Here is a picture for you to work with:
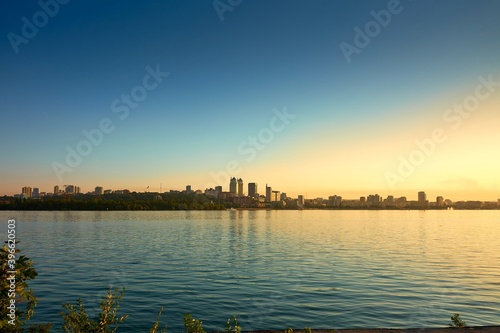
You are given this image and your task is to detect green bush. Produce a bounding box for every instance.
[450,313,467,328]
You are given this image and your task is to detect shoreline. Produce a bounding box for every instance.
[239,327,500,333]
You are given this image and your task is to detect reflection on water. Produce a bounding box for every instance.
[1,210,499,332]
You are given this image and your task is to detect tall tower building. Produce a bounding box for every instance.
[248,183,257,198]
[22,187,32,198]
[418,191,428,208]
[215,186,222,198]
[298,195,304,207]
[266,184,272,203]
[436,196,444,207]
[95,186,103,195]
[33,188,39,198]
[54,185,59,195]
[229,177,237,194]
[237,178,243,196]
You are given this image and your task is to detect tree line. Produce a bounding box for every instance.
[0,192,228,211]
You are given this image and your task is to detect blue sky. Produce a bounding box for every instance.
[1,0,500,200]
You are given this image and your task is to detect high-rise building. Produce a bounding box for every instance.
[298,195,304,207]
[418,191,428,208]
[66,185,75,194]
[248,183,257,198]
[33,188,39,198]
[367,194,381,204]
[215,186,222,198]
[436,196,444,207]
[186,185,192,194]
[95,186,103,195]
[229,177,237,194]
[266,184,272,203]
[54,185,59,195]
[237,178,243,196]
[22,186,32,198]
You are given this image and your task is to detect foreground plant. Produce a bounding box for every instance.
[449,313,467,328]
[0,243,48,332]
[61,288,128,333]
[225,315,241,333]
[148,307,167,333]
[184,314,205,333]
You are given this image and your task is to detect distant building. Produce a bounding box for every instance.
[186,185,192,194]
[231,196,252,207]
[205,188,217,197]
[328,195,342,207]
[280,192,287,201]
[237,178,243,196]
[215,186,222,198]
[32,188,39,198]
[229,177,237,194]
[266,185,272,202]
[54,185,59,195]
[22,187,32,198]
[95,186,103,195]
[386,195,394,204]
[498,199,500,207]
[104,189,112,194]
[272,190,280,202]
[360,196,366,204]
[248,183,257,198]
[418,191,428,208]
[298,195,304,208]
[436,196,444,207]
[367,194,381,205]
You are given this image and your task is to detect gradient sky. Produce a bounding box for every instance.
[1,0,500,201]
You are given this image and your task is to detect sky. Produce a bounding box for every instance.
[1,0,500,201]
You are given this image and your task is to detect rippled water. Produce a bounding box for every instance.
[1,210,499,331]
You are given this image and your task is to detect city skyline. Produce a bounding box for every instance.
[1,1,500,201]
[11,178,500,205]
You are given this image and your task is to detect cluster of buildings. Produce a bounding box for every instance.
[203,177,296,208]
[12,182,500,209]
[17,185,82,199]
[15,185,132,198]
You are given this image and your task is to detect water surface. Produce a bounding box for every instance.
[1,210,499,331]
